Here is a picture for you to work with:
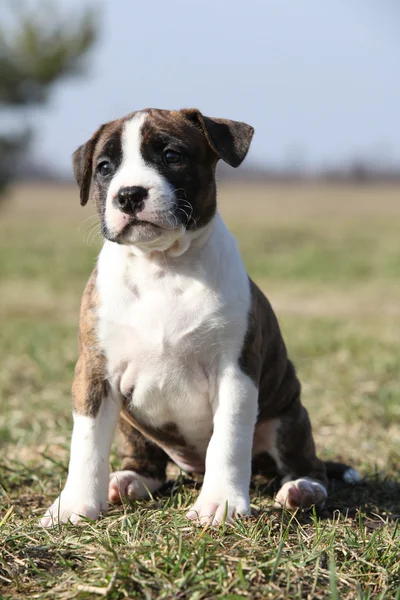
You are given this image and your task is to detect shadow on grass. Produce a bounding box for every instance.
[323,475,400,521]
[258,474,400,524]
[159,471,400,525]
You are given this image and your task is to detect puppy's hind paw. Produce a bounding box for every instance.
[275,478,327,510]
[108,470,163,503]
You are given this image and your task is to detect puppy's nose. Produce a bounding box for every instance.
[116,186,148,214]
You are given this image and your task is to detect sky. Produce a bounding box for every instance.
[18,0,400,173]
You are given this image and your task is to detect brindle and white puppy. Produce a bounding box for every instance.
[41,108,358,527]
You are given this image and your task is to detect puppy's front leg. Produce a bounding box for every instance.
[187,364,258,525]
[40,369,121,527]
[41,270,120,527]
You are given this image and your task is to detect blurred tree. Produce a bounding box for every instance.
[0,0,98,195]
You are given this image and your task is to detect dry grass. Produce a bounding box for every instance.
[0,182,399,599]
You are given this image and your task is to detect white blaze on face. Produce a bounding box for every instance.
[104,112,183,248]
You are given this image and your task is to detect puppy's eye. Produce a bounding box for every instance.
[164,150,183,164]
[97,161,113,176]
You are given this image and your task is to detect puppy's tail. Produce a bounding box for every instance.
[325,461,361,484]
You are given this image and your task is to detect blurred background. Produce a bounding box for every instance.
[1,0,400,185]
[0,0,399,483]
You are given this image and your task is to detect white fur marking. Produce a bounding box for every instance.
[186,364,258,525]
[40,397,121,527]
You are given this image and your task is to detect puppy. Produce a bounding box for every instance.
[41,108,357,527]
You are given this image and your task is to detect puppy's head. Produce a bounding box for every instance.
[73,108,254,250]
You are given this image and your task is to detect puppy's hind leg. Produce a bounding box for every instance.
[109,415,168,503]
[256,398,328,510]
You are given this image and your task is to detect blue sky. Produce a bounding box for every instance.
[26,0,400,173]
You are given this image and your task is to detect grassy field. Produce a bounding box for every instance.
[0,182,399,599]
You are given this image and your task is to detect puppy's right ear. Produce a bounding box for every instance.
[72,125,105,206]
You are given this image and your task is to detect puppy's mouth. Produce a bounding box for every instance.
[104,212,183,245]
[114,218,161,241]
[124,218,162,229]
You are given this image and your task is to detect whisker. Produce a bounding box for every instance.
[78,214,98,232]
[85,222,100,245]
[87,224,102,246]
[175,198,197,230]
[167,210,181,229]
[175,206,190,226]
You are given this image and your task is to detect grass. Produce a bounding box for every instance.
[0,182,399,599]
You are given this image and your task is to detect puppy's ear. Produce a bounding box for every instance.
[72,125,105,206]
[181,109,254,168]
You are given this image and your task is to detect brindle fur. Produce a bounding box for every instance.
[119,408,204,481]
[118,416,169,482]
[72,268,106,418]
[241,279,327,486]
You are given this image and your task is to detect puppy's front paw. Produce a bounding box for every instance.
[40,490,107,527]
[186,489,250,526]
[275,478,327,510]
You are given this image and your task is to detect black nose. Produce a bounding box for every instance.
[116,186,148,214]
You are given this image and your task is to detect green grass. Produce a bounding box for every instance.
[0,183,399,599]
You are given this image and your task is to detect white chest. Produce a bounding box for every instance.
[96,218,251,453]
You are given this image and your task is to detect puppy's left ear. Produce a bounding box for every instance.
[72,125,105,206]
[182,109,254,168]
